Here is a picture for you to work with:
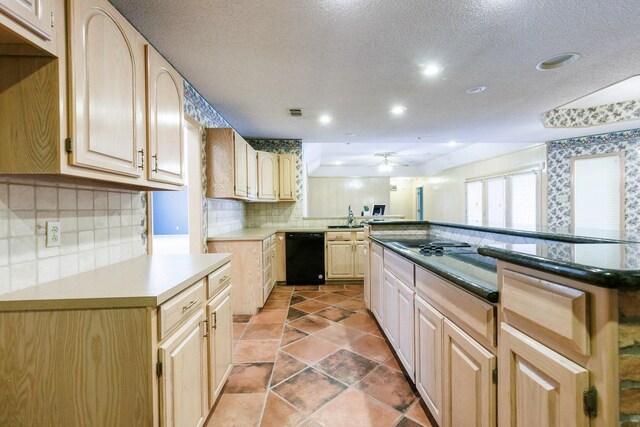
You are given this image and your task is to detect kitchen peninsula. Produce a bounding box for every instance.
[363,220,640,427]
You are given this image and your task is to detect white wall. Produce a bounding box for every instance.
[307,177,390,217]
[422,145,548,224]
[389,178,416,220]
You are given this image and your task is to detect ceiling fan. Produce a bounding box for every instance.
[371,152,409,172]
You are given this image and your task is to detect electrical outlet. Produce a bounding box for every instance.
[46,221,61,247]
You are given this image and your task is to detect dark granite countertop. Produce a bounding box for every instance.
[365,220,639,243]
[478,243,640,289]
[369,235,499,303]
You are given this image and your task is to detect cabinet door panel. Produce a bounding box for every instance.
[443,319,496,427]
[499,323,589,427]
[234,134,248,197]
[69,0,144,177]
[363,241,371,307]
[0,0,53,41]
[354,241,366,278]
[208,287,233,408]
[278,153,297,200]
[396,279,415,378]
[146,45,184,185]
[415,296,444,425]
[370,244,383,322]
[159,310,208,427]
[258,152,277,200]
[247,146,257,199]
[382,270,398,348]
[327,242,354,279]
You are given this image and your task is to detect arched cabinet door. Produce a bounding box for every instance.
[146,45,184,185]
[68,0,145,178]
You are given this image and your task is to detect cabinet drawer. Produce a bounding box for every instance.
[262,238,270,251]
[263,268,272,287]
[355,231,365,241]
[326,231,352,241]
[416,267,495,348]
[270,234,276,246]
[384,249,414,286]
[502,269,590,355]
[207,262,231,299]
[158,279,206,340]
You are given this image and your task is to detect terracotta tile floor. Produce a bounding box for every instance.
[207,283,435,427]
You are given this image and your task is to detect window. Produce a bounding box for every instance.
[510,172,538,228]
[572,154,623,231]
[465,169,540,228]
[466,181,483,224]
[486,178,506,227]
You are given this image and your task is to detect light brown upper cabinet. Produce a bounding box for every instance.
[145,45,184,185]
[278,153,297,201]
[0,0,56,54]
[247,145,257,200]
[0,0,183,190]
[68,0,145,178]
[258,152,278,200]
[206,128,250,199]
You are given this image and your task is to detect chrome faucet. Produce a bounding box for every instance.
[348,205,354,226]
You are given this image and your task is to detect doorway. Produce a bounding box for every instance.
[416,186,424,220]
[150,117,204,254]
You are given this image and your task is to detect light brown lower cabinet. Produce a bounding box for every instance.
[369,242,384,321]
[326,231,366,281]
[498,323,589,427]
[159,309,209,427]
[415,295,444,426]
[0,261,233,426]
[208,236,276,315]
[207,284,233,408]
[443,318,496,427]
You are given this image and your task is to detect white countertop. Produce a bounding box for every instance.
[207,227,365,242]
[0,254,232,311]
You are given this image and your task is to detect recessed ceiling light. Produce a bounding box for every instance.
[466,85,487,94]
[346,133,356,137]
[447,140,458,147]
[333,161,344,166]
[391,106,407,115]
[422,64,443,77]
[319,114,332,124]
[536,53,580,71]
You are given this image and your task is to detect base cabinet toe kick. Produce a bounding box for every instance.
[0,257,234,427]
[365,241,624,427]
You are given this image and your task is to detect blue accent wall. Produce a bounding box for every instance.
[152,187,189,235]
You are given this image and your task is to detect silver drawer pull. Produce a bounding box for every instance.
[220,275,229,283]
[182,300,197,311]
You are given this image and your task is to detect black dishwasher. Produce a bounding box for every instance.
[285,232,325,285]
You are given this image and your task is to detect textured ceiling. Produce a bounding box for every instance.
[110,0,640,174]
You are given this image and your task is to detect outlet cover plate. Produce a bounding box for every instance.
[46,221,61,247]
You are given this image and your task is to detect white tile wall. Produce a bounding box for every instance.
[206,199,246,236]
[0,178,147,295]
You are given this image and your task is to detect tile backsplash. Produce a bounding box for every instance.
[0,178,146,295]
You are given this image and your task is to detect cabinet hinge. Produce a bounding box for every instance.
[65,138,72,153]
[156,361,163,377]
[584,386,598,418]
[50,12,55,28]
[492,367,498,384]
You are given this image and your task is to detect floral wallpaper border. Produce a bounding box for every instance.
[543,100,640,128]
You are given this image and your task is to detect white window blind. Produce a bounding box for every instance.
[486,178,506,227]
[466,181,483,224]
[510,172,538,227]
[573,155,622,231]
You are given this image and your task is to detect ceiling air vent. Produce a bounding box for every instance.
[288,108,303,117]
